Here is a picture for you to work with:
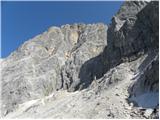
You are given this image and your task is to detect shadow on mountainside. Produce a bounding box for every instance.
[77,33,122,90]
[78,1,159,91]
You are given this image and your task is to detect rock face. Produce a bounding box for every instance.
[1,23,107,115]
[1,1,159,118]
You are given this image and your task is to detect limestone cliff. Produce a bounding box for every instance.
[1,1,159,118]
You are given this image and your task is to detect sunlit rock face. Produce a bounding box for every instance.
[1,1,159,119]
[1,23,107,115]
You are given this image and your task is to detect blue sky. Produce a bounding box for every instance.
[1,1,123,58]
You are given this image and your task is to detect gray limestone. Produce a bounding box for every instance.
[1,1,159,118]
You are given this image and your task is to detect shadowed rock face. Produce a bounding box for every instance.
[1,1,159,118]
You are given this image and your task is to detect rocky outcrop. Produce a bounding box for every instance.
[1,23,107,115]
[104,1,158,64]
[106,1,159,114]
[1,1,159,118]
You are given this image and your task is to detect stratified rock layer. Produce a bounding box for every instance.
[1,1,159,118]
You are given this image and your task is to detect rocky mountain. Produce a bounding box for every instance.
[1,1,159,118]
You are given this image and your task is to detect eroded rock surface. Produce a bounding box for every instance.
[1,1,159,118]
[1,23,107,116]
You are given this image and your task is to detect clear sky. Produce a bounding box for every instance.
[1,1,123,58]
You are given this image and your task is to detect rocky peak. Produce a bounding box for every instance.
[1,1,159,118]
